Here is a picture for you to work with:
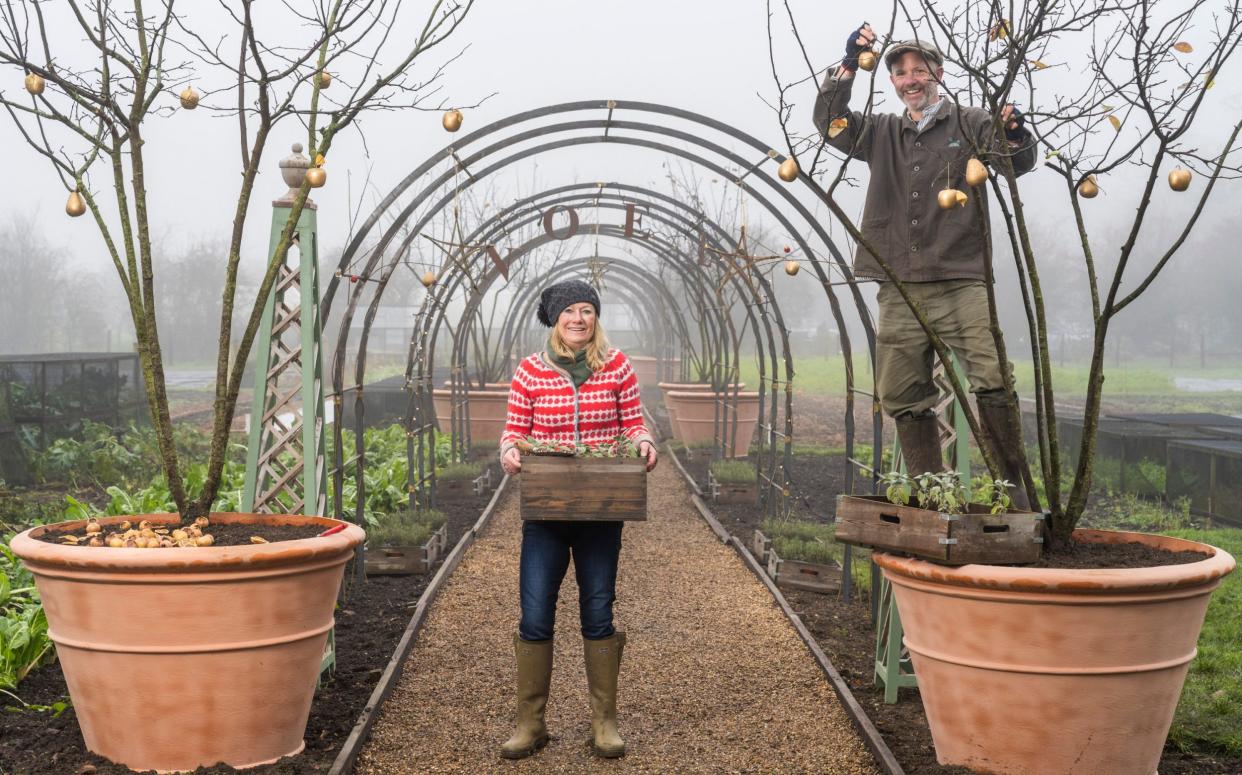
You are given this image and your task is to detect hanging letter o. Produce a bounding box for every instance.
[542,206,580,240]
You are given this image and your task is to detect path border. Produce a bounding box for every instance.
[327,475,511,775]
[666,443,904,775]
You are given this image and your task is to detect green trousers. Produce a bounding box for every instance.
[875,279,1011,418]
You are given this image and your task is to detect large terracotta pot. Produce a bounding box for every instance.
[629,355,659,387]
[657,383,745,443]
[665,390,760,457]
[874,529,1236,775]
[10,513,365,773]
[432,387,510,441]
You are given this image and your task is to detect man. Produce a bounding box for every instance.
[813,23,1037,508]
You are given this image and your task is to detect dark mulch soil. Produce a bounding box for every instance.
[1034,538,1210,569]
[34,520,325,547]
[0,466,504,775]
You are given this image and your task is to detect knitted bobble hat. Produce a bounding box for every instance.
[536,280,601,327]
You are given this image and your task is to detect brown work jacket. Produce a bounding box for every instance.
[812,73,1037,282]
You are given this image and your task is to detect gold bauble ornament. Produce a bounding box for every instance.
[24,73,45,95]
[305,167,326,188]
[421,271,437,288]
[937,188,968,209]
[784,260,801,276]
[857,50,877,72]
[179,86,200,110]
[777,157,799,182]
[317,71,332,89]
[442,109,463,132]
[965,158,988,187]
[65,190,86,217]
[1078,175,1099,199]
[1168,167,1192,192]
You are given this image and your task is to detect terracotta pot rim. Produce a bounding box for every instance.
[432,387,509,396]
[658,382,744,390]
[10,512,365,573]
[874,528,1236,594]
[665,390,760,399]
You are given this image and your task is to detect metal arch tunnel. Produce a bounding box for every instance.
[324,100,884,547]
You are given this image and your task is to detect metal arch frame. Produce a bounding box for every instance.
[325,101,886,580]
[326,125,876,487]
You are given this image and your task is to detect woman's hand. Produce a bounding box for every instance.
[639,440,658,472]
[501,446,522,475]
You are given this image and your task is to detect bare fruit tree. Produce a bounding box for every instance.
[766,0,1242,545]
[0,0,478,518]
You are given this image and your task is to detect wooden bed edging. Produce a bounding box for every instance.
[328,475,511,775]
[728,534,905,775]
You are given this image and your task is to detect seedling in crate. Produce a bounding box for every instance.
[518,434,640,459]
[879,471,1014,514]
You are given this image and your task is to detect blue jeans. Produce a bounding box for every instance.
[518,520,623,642]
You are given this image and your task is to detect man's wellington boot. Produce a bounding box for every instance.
[895,411,945,476]
[500,635,553,760]
[977,398,1034,512]
[583,632,626,758]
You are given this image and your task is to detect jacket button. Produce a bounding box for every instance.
[911,219,918,225]
[914,165,920,172]
[911,244,919,252]
[912,191,919,198]
[916,141,923,147]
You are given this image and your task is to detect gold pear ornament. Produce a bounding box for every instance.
[1168,167,1192,192]
[317,71,332,89]
[421,271,437,288]
[65,190,86,217]
[777,157,799,182]
[305,166,326,188]
[857,50,877,72]
[24,73,45,95]
[1078,175,1099,199]
[937,188,968,209]
[442,109,463,132]
[965,158,988,187]
[179,86,200,110]
[784,260,801,276]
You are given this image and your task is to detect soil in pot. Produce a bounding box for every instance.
[36,520,325,547]
[1033,538,1209,569]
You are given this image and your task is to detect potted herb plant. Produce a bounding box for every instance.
[0,2,476,771]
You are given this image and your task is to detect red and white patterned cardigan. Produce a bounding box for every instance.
[500,349,654,452]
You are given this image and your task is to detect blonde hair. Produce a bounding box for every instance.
[549,318,611,371]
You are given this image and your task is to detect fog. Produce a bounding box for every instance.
[2,0,1240,379]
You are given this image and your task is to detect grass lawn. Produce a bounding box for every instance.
[1164,528,1242,756]
[739,355,1242,410]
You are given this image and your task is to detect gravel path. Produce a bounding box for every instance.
[357,463,879,774]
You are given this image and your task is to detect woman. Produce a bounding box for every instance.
[497,279,657,760]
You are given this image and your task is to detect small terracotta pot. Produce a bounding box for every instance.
[10,513,365,773]
[432,388,510,441]
[664,390,760,457]
[874,529,1236,775]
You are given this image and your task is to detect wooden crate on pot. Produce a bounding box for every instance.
[834,494,1044,565]
[520,454,648,521]
[364,523,448,575]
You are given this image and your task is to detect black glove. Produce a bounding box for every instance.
[1004,106,1027,142]
[842,23,870,71]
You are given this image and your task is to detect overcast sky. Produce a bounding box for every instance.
[3,0,1241,356]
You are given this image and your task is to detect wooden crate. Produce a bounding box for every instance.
[767,548,843,594]
[436,477,476,501]
[750,529,772,564]
[710,473,757,505]
[834,494,1044,565]
[520,455,647,521]
[364,524,448,575]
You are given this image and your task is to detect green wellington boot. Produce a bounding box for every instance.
[500,635,553,759]
[895,410,945,476]
[583,632,627,758]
